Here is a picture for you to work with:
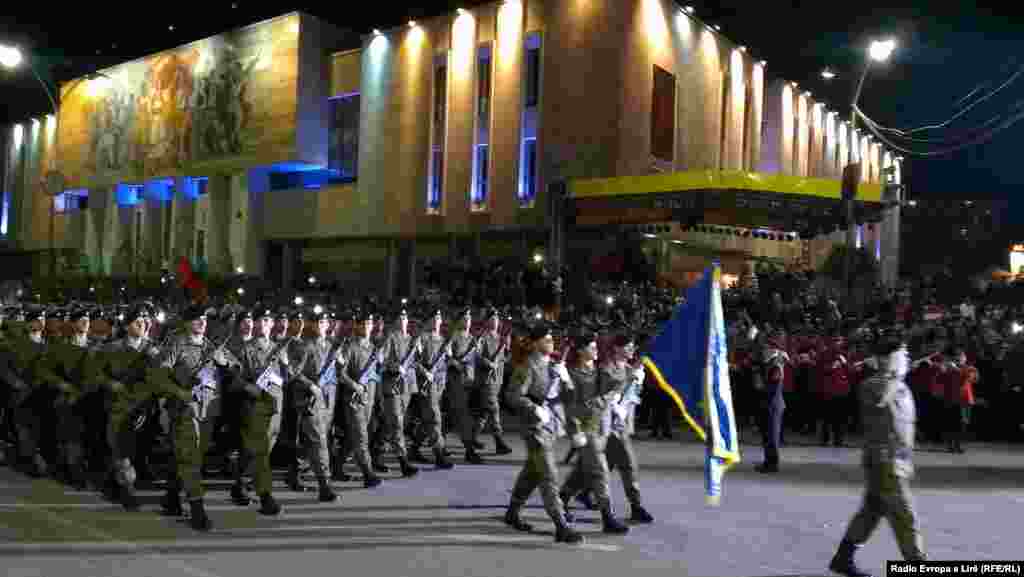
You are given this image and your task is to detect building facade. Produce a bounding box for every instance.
[0,1,904,295]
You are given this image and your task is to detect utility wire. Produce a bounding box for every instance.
[855,102,1024,157]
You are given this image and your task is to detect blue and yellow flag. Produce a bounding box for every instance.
[641,262,740,505]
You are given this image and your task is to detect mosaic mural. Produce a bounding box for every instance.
[58,14,300,187]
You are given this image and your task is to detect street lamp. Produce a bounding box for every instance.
[843,38,896,303]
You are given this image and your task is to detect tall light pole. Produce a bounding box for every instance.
[843,38,895,309]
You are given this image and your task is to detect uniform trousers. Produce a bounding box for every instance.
[295,386,335,479]
[53,393,85,467]
[474,376,504,437]
[240,388,283,496]
[842,459,926,560]
[341,382,376,471]
[416,381,447,450]
[446,375,476,447]
[560,426,613,510]
[107,388,153,484]
[605,431,643,506]
[510,433,567,524]
[759,399,784,467]
[378,381,409,460]
[169,396,221,500]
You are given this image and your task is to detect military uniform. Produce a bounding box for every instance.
[234,311,289,514]
[503,324,581,543]
[473,311,512,455]
[600,348,653,522]
[281,311,311,490]
[378,309,420,477]
[830,334,926,577]
[49,310,98,487]
[97,307,182,509]
[413,312,454,469]
[159,306,239,530]
[448,313,482,463]
[6,309,57,476]
[292,310,341,501]
[337,311,384,487]
[757,337,789,473]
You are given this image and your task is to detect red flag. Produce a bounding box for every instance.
[176,256,206,294]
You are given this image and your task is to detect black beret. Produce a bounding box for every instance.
[484,307,501,319]
[182,305,207,321]
[69,308,91,321]
[575,331,599,348]
[353,308,376,322]
[311,310,333,321]
[526,323,551,342]
[238,309,254,320]
[125,307,148,323]
[288,309,305,321]
[275,309,289,320]
[255,307,275,319]
[26,307,46,322]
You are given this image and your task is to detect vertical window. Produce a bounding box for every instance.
[742,83,752,170]
[427,55,448,213]
[56,189,89,213]
[518,32,542,207]
[328,94,360,181]
[471,44,493,211]
[651,65,676,164]
[134,210,143,270]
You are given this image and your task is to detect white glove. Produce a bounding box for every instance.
[533,404,552,425]
[571,432,588,448]
[554,362,571,385]
[213,349,229,366]
[632,366,646,384]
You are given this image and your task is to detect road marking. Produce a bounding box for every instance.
[0,534,622,555]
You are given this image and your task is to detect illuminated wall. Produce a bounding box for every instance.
[56,13,302,189]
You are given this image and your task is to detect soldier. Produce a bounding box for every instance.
[503,323,581,543]
[412,308,455,470]
[558,331,630,534]
[224,309,254,498]
[5,307,57,477]
[290,309,340,502]
[232,307,287,514]
[98,306,185,510]
[602,333,655,524]
[448,307,483,464]
[828,328,927,577]
[473,307,513,455]
[282,309,311,491]
[337,309,384,487]
[377,306,420,478]
[50,307,97,489]
[159,305,238,531]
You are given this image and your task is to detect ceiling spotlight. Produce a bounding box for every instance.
[712,24,721,31]
[821,68,836,80]
[168,25,175,31]
[739,45,746,52]
[759,60,767,67]
[236,287,245,295]
[791,81,799,88]
[456,8,467,15]
[683,5,695,14]
[408,20,417,28]
[372,29,382,36]
[294,296,304,306]
[235,266,244,274]
[314,304,324,315]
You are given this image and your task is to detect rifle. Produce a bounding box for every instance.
[252,336,294,394]
[394,332,422,378]
[482,327,512,380]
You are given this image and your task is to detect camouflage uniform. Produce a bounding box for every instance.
[49,331,97,483]
[600,361,648,516]
[414,331,453,467]
[236,335,290,500]
[295,333,342,496]
[560,363,615,510]
[832,344,926,571]
[474,328,511,452]
[447,330,480,460]
[379,329,419,467]
[6,327,57,474]
[338,336,383,483]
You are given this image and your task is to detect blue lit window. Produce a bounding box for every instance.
[328,93,360,182]
[147,178,175,202]
[1,196,8,236]
[518,32,542,208]
[183,176,209,201]
[117,184,144,207]
[471,44,493,211]
[56,189,89,214]
[427,55,448,213]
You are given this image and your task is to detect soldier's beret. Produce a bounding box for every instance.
[255,307,275,319]
[484,307,501,319]
[238,309,254,320]
[388,307,408,321]
[526,323,551,342]
[353,308,375,322]
[288,309,305,321]
[275,309,289,320]
[182,305,207,321]
[575,331,599,348]
[26,307,46,322]
[311,309,333,321]
[69,308,91,321]
[125,307,148,323]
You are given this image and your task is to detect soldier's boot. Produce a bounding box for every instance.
[331,450,352,482]
[398,456,419,478]
[493,435,513,456]
[629,504,654,524]
[114,460,140,511]
[286,463,310,492]
[433,447,454,470]
[408,445,431,464]
[575,492,596,511]
[601,506,630,535]
[371,450,390,473]
[828,539,872,577]
[554,520,584,544]
[559,490,575,524]
[360,464,382,488]
[29,452,49,479]
[317,477,338,503]
[465,445,484,464]
[471,439,485,450]
[258,492,281,516]
[230,482,254,506]
[161,482,184,517]
[68,461,89,490]
[503,500,533,532]
[188,499,212,531]
[120,486,141,512]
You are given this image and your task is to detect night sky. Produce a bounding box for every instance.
[2,2,1022,214]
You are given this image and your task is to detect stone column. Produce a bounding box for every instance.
[880,185,901,287]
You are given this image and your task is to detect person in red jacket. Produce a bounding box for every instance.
[945,348,977,454]
[818,336,851,447]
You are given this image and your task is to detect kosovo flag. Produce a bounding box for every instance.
[641,262,740,505]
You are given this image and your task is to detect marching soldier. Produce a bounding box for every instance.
[97,306,184,510]
[290,309,341,502]
[377,306,420,478]
[283,309,311,491]
[50,307,97,489]
[6,307,57,477]
[337,309,385,487]
[159,305,239,531]
[829,328,927,576]
[602,333,655,524]
[448,307,483,464]
[224,309,255,500]
[412,308,455,470]
[503,323,581,544]
[558,331,630,534]
[473,307,513,455]
[232,307,288,514]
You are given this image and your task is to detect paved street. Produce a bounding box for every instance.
[1,429,1021,577]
